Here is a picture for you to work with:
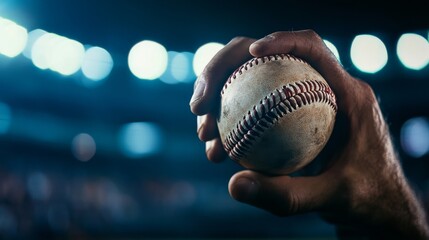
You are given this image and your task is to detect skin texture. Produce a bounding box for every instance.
[189,30,429,239]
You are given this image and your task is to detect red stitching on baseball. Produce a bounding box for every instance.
[223,79,337,161]
[221,54,308,95]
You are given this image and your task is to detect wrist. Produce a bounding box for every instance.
[345,163,429,239]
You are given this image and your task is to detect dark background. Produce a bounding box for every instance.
[0,0,428,239]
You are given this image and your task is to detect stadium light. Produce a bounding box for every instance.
[350,34,388,74]
[397,33,429,70]
[0,17,28,58]
[128,40,168,80]
[193,42,224,76]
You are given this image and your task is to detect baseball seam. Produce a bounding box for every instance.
[221,54,307,95]
[223,79,337,161]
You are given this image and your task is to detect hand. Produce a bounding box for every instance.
[189,30,429,239]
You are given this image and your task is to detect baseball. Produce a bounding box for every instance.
[217,54,337,175]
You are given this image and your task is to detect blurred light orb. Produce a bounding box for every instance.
[160,51,195,84]
[23,29,47,59]
[50,37,85,75]
[397,33,429,70]
[323,39,340,62]
[401,117,429,158]
[81,46,114,81]
[119,122,162,158]
[160,51,180,84]
[351,34,388,73]
[172,52,195,83]
[193,42,224,76]
[72,133,96,162]
[31,32,85,75]
[0,102,11,134]
[31,32,57,70]
[128,40,168,80]
[0,17,28,58]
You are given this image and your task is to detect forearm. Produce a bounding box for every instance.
[378,134,429,239]
[334,198,429,240]
[357,104,429,239]
[382,178,429,239]
[335,161,429,239]
[328,140,429,239]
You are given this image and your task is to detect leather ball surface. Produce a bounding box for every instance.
[217,54,337,175]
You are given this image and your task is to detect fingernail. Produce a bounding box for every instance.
[205,140,213,153]
[197,115,202,129]
[190,79,206,105]
[233,177,258,201]
[197,115,204,136]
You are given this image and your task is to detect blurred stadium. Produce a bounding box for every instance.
[0,0,428,239]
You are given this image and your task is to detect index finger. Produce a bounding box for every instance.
[190,37,255,116]
[249,30,352,102]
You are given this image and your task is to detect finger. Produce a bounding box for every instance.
[197,114,219,142]
[249,30,352,103]
[228,170,338,216]
[206,138,227,163]
[190,37,256,115]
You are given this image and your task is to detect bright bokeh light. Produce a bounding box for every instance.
[160,51,179,84]
[401,117,429,158]
[350,34,388,73]
[0,17,28,58]
[323,39,340,62]
[172,52,194,83]
[81,46,114,81]
[50,38,85,75]
[31,32,85,75]
[160,51,195,84]
[31,32,57,69]
[193,42,224,76]
[397,33,429,70]
[0,102,11,134]
[128,40,168,80]
[23,29,47,59]
[71,133,96,162]
[119,122,162,158]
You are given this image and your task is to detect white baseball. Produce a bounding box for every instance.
[217,54,337,175]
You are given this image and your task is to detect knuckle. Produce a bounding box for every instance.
[268,31,282,37]
[360,81,375,97]
[266,31,284,40]
[304,29,323,43]
[357,81,378,107]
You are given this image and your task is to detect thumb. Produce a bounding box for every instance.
[228,170,337,216]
